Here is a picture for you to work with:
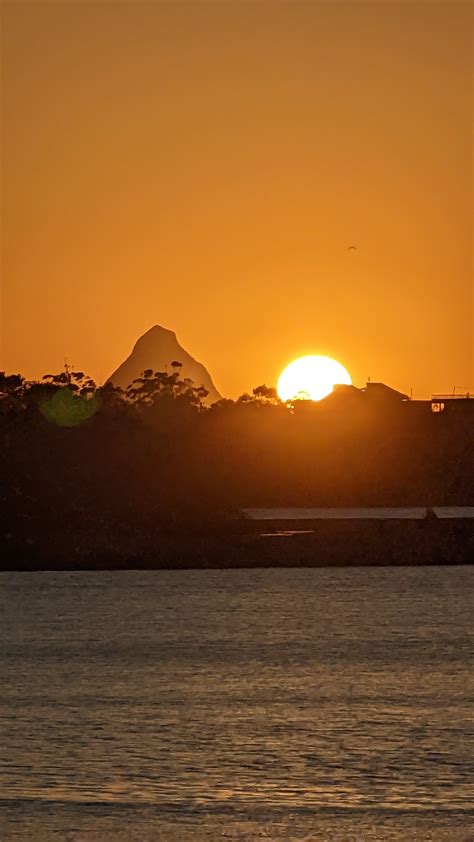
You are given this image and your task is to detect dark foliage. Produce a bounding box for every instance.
[1,368,473,564]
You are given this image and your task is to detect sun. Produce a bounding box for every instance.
[277,355,351,402]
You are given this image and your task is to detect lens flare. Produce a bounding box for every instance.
[40,388,99,427]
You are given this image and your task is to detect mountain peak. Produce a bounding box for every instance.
[108,325,221,404]
[143,324,177,339]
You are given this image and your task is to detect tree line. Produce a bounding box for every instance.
[1,366,473,559]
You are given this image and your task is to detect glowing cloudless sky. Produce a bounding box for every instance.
[2,1,472,398]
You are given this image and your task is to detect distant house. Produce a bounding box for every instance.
[431,392,474,415]
[361,382,409,402]
[242,507,474,521]
[292,380,473,418]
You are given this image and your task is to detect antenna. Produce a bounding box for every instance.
[64,357,74,384]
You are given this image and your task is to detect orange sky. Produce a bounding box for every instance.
[2,1,472,398]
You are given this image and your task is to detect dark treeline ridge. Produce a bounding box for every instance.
[1,368,473,568]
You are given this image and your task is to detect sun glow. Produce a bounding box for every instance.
[277,355,352,402]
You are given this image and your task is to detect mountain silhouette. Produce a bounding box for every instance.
[107,325,221,404]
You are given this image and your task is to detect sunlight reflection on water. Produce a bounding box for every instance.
[1,567,473,840]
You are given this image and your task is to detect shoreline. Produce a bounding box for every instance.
[2,519,473,571]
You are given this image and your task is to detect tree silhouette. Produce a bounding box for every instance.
[1,364,474,569]
[252,384,279,404]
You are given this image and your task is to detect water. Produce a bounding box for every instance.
[1,567,473,840]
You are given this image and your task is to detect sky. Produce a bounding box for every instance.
[2,0,472,399]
